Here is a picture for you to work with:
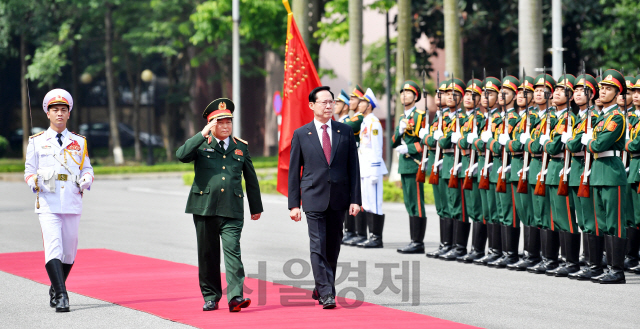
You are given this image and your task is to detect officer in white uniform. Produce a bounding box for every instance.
[356,88,388,248]
[24,88,93,312]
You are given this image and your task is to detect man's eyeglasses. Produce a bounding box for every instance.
[315,100,335,106]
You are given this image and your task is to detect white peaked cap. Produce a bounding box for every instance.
[364,88,378,109]
[42,88,74,113]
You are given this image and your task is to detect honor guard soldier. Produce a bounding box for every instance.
[24,89,94,312]
[176,98,264,310]
[581,69,627,284]
[343,85,369,246]
[425,81,454,258]
[393,80,427,254]
[335,89,351,123]
[456,78,487,263]
[356,88,388,248]
[627,76,640,274]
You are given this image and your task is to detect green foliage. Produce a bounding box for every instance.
[0,136,9,158]
[314,0,395,44]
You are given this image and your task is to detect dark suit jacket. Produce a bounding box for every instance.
[288,120,361,211]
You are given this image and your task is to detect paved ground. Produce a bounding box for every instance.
[1,178,639,328]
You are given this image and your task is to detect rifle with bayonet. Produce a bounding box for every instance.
[416,70,429,183]
[534,71,552,197]
[479,68,492,190]
[578,63,594,198]
[449,71,461,189]
[429,71,444,185]
[496,69,508,193]
[463,71,478,190]
[558,64,572,196]
[517,68,531,194]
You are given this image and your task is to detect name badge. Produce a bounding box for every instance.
[203,148,216,152]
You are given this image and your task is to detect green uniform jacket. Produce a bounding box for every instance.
[470,109,500,182]
[526,107,557,184]
[566,108,599,186]
[626,112,640,183]
[490,108,519,182]
[486,110,511,183]
[459,109,483,177]
[508,107,536,182]
[392,107,426,174]
[438,109,466,179]
[424,108,449,176]
[176,133,263,219]
[586,105,627,186]
[344,113,364,144]
[544,109,576,186]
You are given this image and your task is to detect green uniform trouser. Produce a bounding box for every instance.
[194,214,245,303]
[625,183,640,228]
[570,186,598,234]
[486,184,499,224]
[402,173,426,218]
[515,183,533,227]
[447,177,468,222]
[593,185,627,238]
[435,173,451,218]
[529,183,552,229]
[548,185,577,233]
[497,182,520,228]
[464,181,483,222]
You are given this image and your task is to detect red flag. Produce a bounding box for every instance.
[277,1,321,196]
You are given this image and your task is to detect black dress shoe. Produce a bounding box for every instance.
[397,242,425,254]
[319,294,336,309]
[311,288,321,305]
[228,296,251,312]
[49,286,56,308]
[342,232,357,244]
[203,300,219,311]
[426,244,451,258]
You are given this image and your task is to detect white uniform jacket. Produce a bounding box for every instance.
[24,128,94,214]
[359,113,388,177]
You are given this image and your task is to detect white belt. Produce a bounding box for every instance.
[594,150,620,159]
[55,174,79,182]
[551,154,564,159]
[631,153,640,158]
[511,152,523,156]
[443,148,454,153]
[572,152,585,157]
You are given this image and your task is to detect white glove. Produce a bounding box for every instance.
[451,132,461,144]
[536,169,548,180]
[485,163,493,172]
[519,132,531,144]
[503,165,511,173]
[436,159,444,170]
[79,174,92,191]
[396,144,408,155]
[581,133,591,146]
[466,132,479,144]
[498,133,510,146]
[371,176,379,185]
[626,167,630,173]
[584,169,591,178]
[497,166,502,174]
[481,130,492,143]
[517,169,522,176]
[451,162,462,175]
[469,162,479,175]
[433,130,444,141]
[586,128,593,137]
[561,132,572,144]
[538,134,550,146]
[419,128,428,139]
[398,120,407,135]
[27,176,37,193]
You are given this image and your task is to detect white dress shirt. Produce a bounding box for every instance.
[213,136,230,150]
[313,119,332,148]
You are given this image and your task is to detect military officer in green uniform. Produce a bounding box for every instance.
[627,76,640,274]
[581,69,628,284]
[567,74,602,280]
[425,82,455,258]
[393,80,428,254]
[176,98,264,311]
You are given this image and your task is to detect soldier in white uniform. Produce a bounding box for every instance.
[24,89,94,312]
[356,88,388,248]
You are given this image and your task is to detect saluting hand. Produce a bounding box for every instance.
[201,118,218,137]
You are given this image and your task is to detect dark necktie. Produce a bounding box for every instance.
[321,124,331,163]
[219,140,225,151]
[56,133,63,146]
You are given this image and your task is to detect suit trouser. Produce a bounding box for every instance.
[515,182,533,226]
[548,185,577,233]
[39,213,81,264]
[306,209,346,297]
[570,186,598,234]
[497,182,519,228]
[401,174,425,218]
[486,183,499,224]
[464,180,483,222]
[193,214,245,303]
[594,185,627,238]
[530,183,552,229]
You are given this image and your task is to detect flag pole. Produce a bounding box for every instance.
[232,0,241,137]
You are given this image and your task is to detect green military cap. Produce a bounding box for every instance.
[518,76,535,92]
[624,76,637,92]
[203,98,234,122]
[633,75,640,90]
[446,78,466,95]
[400,80,422,101]
[575,74,598,94]
[438,80,449,92]
[534,74,556,93]
[483,77,501,93]
[600,69,626,94]
[338,89,350,105]
[502,75,520,93]
[556,74,576,92]
[466,79,483,95]
[351,85,366,99]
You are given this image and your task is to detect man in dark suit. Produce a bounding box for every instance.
[288,86,362,309]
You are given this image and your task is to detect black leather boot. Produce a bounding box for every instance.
[489,225,520,268]
[599,234,607,267]
[553,231,581,277]
[598,235,626,284]
[591,235,613,283]
[458,221,487,263]
[359,214,385,248]
[474,223,502,265]
[342,213,357,244]
[49,262,73,307]
[344,211,368,246]
[570,233,604,280]
[397,217,426,254]
[546,230,567,276]
[579,232,588,266]
[441,220,470,260]
[624,227,640,271]
[45,259,70,312]
[426,217,452,257]
[529,229,559,274]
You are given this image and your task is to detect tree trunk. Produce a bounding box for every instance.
[518,0,543,76]
[20,34,29,160]
[292,0,309,48]
[444,0,463,79]
[390,0,412,182]
[161,58,176,162]
[71,42,79,132]
[125,53,142,162]
[263,50,284,156]
[105,3,124,165]
[349,0,363,87]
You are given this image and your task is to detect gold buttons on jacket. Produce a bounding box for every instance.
[222,177,226,180]
[223,155,226,159]
[200,191,203,195]
[222,166,226,170]
[221,188,225,192]
[207,155,210,158]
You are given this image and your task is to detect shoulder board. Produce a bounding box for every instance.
[611,110,623,116]
[531,113,539,117]
[30,131,45,139]
[416,110,425,114]
[234,137,248,145]
[71,132,86,139]
[508,113,515,119]
[371,117,380,122]
[630,113,637,117]
[593,113,599,118]
[492,113,500,118]
[477,112,485,118]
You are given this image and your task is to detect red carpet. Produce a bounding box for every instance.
[0,249,478,328]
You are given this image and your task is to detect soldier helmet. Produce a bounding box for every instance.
[42,89,73,113]
[203,98,235,122]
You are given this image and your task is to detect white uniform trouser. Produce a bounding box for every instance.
[361,175,383,215]
[39,213,81,264]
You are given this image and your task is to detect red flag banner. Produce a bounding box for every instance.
[276,0,321,196]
